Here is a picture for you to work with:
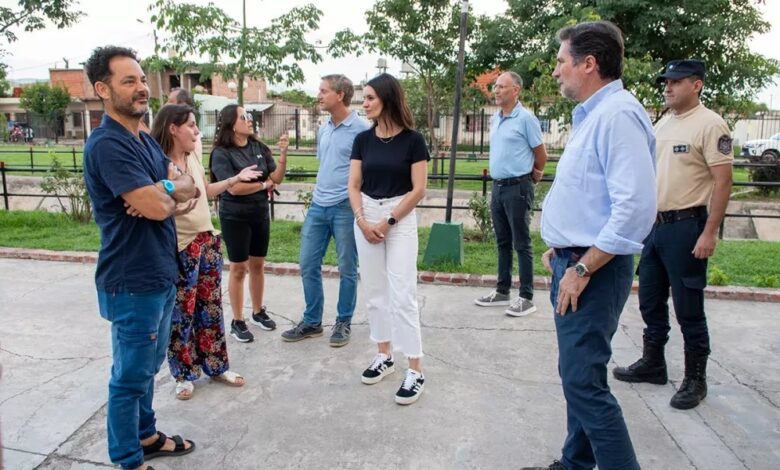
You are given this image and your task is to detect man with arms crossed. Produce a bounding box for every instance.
[523,21,657,470]
[613,60,732,410]
[474,71,548,317]
[83,46,198,470]
[282,75,370,346]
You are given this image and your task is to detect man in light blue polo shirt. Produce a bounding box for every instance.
[282,74,370,346]
[475,71,548,317]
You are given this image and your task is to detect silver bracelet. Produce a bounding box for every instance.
[355,215,365,223]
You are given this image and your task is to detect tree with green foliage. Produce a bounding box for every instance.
[0,0,82,67]
[19,83,70,143]
[150,0,326,106]
[472,0,779,124]
[332,0,483,156]
[268,89,318,108]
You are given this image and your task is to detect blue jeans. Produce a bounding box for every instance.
[300,200,358,325]
[97,285,176,470]
[551,250,639,470]
[491,178,534,300]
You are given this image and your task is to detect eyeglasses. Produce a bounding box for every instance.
[240,112,253,122]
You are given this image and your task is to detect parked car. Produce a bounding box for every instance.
[742,132,780,162]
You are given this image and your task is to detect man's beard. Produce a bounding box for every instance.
[110,91,148,118]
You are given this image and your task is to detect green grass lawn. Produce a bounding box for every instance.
[1,210,777,288]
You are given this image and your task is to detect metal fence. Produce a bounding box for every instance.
[2,152,779,239]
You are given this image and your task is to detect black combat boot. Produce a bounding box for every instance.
[670,352,708,410]
[613,336,668,384]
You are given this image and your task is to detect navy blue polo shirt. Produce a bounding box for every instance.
[83,114,178,293]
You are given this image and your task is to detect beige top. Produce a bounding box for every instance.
[654,103,733,211]
[175,153,216,251]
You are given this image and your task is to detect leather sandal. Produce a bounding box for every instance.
[142,431,195,460]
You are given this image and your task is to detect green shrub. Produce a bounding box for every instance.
[708,265,730,286]
[467,192,493,241]
[296,189,313,219]
[40,155,92,223]
[752,274,779,288]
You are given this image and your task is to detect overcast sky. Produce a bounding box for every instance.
[5,0,780,106]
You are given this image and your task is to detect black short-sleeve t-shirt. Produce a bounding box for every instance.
[350,128,430,198]
[210,140,276,219]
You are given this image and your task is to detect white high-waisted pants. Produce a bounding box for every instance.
[354,193,423,358]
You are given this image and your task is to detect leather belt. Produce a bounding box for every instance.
[492,173,531,186]
[656,206,707,225]
[553,247,588,262]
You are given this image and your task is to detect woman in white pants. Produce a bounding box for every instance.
[348,73,429,405]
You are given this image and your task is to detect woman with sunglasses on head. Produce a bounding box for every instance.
[348,73,429,405]
[209,105,288,343]
[147,104,261,400]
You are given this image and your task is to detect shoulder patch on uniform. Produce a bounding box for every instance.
[717,135,733,155]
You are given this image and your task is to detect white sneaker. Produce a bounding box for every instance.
[505,297,536,317]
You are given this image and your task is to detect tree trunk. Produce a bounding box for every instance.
[237,74,245,107]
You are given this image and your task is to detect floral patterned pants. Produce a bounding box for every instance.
[167,231,230,381]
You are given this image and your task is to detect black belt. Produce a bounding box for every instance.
[553,246,588,262]
[492,174,531,186]
[656,206,707,225]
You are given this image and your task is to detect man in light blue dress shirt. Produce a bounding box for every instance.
[522,21,656,470]
[474,71,548,317]
[281,75,370,346]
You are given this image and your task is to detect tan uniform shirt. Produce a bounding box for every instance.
[654,103,733,211]
[175,153,216,252]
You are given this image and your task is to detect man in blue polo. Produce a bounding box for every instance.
[523,21,656,470]
[83,46,198,470]
[475,71,548,317]
[281,74,370,346]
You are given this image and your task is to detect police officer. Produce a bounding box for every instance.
[613,60,733,410]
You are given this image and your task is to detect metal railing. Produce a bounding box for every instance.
[3,157,780,240]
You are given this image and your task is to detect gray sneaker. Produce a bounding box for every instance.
[505,297,537,317]
[281,321,324,342]
[474,290,511,307]
[329,320,351,348]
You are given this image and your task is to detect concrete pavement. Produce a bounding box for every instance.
[1,258,778,469]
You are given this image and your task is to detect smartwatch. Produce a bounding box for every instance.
[574,262,590,278]
[161,179,175,195]
[386,214,397,226]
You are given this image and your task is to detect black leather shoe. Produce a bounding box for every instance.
[521,460,566,470]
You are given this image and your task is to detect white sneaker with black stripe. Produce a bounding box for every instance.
[395,368,425,405]
[361,353,395,385]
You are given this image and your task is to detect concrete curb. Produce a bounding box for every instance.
[1,246,778,303]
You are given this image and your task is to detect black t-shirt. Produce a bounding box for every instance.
[350,128,430,198]
[210,140,276,219]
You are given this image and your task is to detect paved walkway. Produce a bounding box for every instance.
[1,258,778,469]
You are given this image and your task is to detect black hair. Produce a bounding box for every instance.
[365,73,415,130]
[557,21,624,81]
[84,46,139,86]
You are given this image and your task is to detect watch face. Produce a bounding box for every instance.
[575,263,587,277]
[387,216,396,225]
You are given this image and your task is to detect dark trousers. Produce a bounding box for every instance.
[491,178,534,300]
[551,250,639,470]
[638,216,710,354]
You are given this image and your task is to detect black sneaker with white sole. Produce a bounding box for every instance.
[250,306,276,331]
[395,368,425,405]
[230,319,254,343]
[361,354,395,385]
